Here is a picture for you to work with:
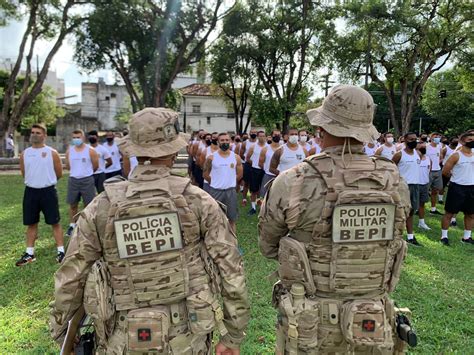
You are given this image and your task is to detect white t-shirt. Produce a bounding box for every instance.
[363,144,377,157]
[419,155,431,185]
[379,144,397,160]
[398,149,420,185]
[90,144,111,174]
[103,142,122,173]
[6,137,14,150]
[426,143,442,171]
[278,144,305,172]
[210,152,237,189]
[23,146,57,188]
[69,145,94,179]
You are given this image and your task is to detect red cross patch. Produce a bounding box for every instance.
[362,319,376,332]
[138,328,151,341]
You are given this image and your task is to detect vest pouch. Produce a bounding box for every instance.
[127,306,170,353]
[278,236,316,295]
[341,300,391,347]
[186,288,219,336]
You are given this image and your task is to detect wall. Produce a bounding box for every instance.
[178,95,251,134]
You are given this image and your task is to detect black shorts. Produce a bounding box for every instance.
[243,162,252,184]
[193,165,204,189]
[445,182,474,214]
[93,172,106,193]
[23,185,60,226]
[250,167,264,193]
[105,169,123,179]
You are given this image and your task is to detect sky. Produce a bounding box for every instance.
[0,18,115,104]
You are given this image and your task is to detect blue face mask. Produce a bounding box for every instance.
[433,137,441,144]
[72,138,83,146]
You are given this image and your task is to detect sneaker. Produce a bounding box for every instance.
[438,200,444,205]
[418,223,431,231]
[440,238,450,246]
[247,208,257,216]
[430,210,443,216]
[56,251,65,263]
[450,220,457,227]
[65,225,74,237]
[407,237,421,246]
[461,238,474,245]
[16,253,36,266]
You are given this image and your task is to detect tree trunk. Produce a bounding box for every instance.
[283,110,291,133]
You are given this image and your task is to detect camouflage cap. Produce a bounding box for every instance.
[117,107,189,158]
[306,84,379,143]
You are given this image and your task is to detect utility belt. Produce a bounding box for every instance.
[273,282,413,354]
[83,259,227,354]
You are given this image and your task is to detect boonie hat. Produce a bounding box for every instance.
[306,84,379,143]
[117,107,189,158]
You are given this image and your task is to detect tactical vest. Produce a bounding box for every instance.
[275,153,409,354]
[84,174,226,354]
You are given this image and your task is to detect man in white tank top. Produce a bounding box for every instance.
[103,131,123,178]
[363,141,377,156]
[88,130,112,193]
[192,130,208,188]
[308,131,322,155]
[258,130,281,197]
[375,132,397,160]
[298,129,312,152]
[65,129,99,237]
[426,132,444,212]
[270,128,307,175]
[203,133,243,232]
[416,142,432,231]
[245,131,267,215]
[199,132,219,193]
[440,130,474,246]
[440,137,460,226]
[16,124,65,266]
[393,132,422,246]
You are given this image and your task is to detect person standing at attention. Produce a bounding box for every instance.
[440,130,474,246]
[103,130,123,178]
[16,124,65,266]
[375,132,397,160]
[65,129,99,237]
[87,130,112,193]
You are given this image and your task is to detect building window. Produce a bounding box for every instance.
[192,104,201,113]
[110,93,116,98]
[206,116,211,125]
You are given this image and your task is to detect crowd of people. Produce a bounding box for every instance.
[186,127,474,246]
[14,121,474,267]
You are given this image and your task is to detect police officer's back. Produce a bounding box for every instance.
[50,108,250,354]
[259,85,413,354]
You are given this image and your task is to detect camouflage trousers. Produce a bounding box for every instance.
[95,309,212,355]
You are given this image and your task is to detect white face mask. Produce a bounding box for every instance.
[386,137,394,144]
[288,135,298,144]
[299,136,307,143]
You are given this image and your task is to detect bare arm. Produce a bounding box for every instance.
[203,155,213,183]
[442,152,459,178]
[90,148,99,172]
[239,141,246,159]
[309,147,316,155]
[236,155,243,183]
[269,148,282,176]
[258,147,267,169]
[375,146,383,156]
[303,148,309,157]
[19,152,25,177]
[392,151,402,164]
[122,155,131,177]
[245,146,254,164]
[52,150,63,179]
[65,149,70,170]
[198,149,207,168]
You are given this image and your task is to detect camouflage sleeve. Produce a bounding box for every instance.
[49,197,103,342]
[398,178,412,219]
[187,186,250,349]
[258,171,292,259]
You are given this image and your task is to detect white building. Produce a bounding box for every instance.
[81,78,129,130]
[178,84,251,134]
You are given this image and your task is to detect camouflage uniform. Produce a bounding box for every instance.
[50,108,250,354]
[259,85,412,354]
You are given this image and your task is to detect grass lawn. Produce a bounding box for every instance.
[0,174,473,354]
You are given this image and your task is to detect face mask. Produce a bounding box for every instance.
[205,139,212,146]
[30,135,42,144]
[220,143,230,151]
[242,137,248,142]
[235,138,241,143]
[88,137,97,144]
[386,137,394,144]
[451,141,458,147]
[106,137,114,143]
[250,133,257,139]
[421,137,428,142]
[211,139,218,146]
[419,147,426,155]
[267,139,272,145]
[406,141,418,150]
[465,141,474,149]
[288,135,298,144]
[72,138,83,146]
[442,140,449,145]
[299,136,307,143]
[272,135,281,143]
[433,137,441,144]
